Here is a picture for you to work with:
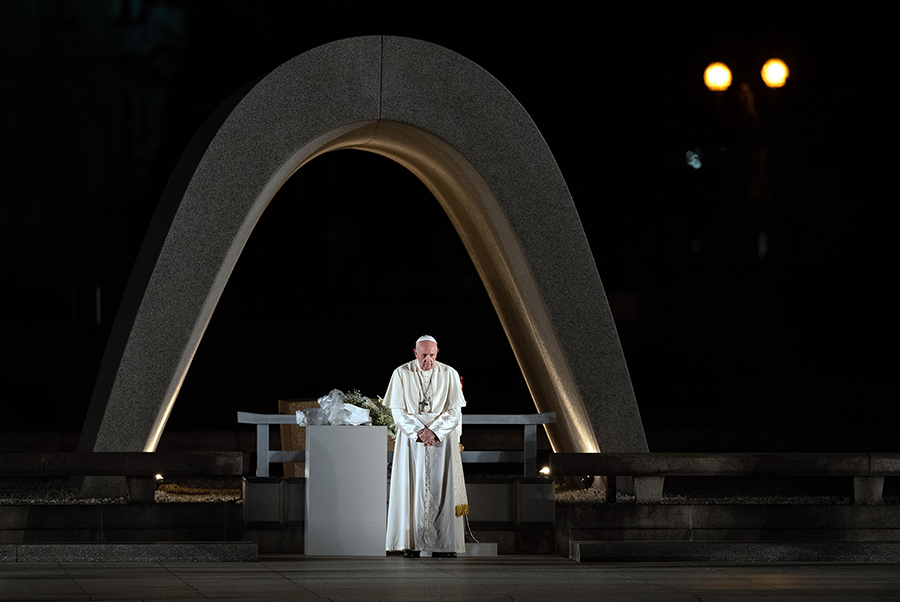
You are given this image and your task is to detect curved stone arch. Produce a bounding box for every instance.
[79,36,648,462]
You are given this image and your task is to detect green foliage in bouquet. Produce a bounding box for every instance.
[344,389,397,439]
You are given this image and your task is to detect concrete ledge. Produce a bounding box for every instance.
[555,502,900,556]
[557,503,900,536]
[7,542,258,562]
[552,452,871,477]
[553,453,893,504]
[817,542,900,562]
[871,454,900,476]
[464,543,498,556]
[573,541,900,563]
[469,529,556,555]
[0,452,249,477]
[243,524,304,555]
[1,503,242,539]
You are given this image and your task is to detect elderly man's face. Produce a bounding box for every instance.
[413,341,439,371]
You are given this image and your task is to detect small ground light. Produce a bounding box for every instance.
[155,474,164,481]
[704,62,732,91]
[761,58,789,88]
[539,466,550,476]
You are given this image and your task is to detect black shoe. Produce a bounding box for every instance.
[402,550,421,558]
[432,552,457,558]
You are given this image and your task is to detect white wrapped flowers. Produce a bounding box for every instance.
[295,389,372,426]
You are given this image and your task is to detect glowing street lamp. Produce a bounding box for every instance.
[704,62,732,91]
[698,53,792,261]
[760,58,789,88]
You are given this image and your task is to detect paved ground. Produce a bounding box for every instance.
[1,556,899,601]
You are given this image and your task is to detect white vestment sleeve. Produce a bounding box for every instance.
[391,408,428,442]
[428,408,461,442]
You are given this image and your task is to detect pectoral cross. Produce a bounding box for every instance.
[417,368,434,413]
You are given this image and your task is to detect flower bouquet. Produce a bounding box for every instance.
[343,389,397,440]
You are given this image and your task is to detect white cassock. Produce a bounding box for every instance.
[384,359,468,554]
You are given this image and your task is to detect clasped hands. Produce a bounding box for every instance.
[416,427,439,447]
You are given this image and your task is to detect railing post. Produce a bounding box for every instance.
[256,424,269,477]
[524,424,536,477]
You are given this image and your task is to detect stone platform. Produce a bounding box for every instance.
[573,541,900,563]
[5,473,900,562]
[3,556,900,602]
[557,500,900,562]
[2,542,257,562]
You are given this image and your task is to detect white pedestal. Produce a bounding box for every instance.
[305,425,387,556]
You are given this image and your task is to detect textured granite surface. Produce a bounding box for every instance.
[78,36,647,495]
[576,541,820,562]
[574,541,900,563]
[4,557,900,600]
[79,36,382,464]
[377,37,645,454]
[11,542,257,562]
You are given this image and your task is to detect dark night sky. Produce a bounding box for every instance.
[0,4,892,448]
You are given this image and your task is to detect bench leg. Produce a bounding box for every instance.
[853,476,884,505]
[126,475,157,504]
[634,476,665,503]
[523,424,536,477]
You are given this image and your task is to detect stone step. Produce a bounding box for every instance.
[572,541,900,563]
[0,503,242,543]
[2,542,258,562]
[557,503,900,547]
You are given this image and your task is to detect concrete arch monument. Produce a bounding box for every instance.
[79,36,648,473]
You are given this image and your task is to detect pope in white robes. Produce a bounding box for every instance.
[384,335,468,557]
